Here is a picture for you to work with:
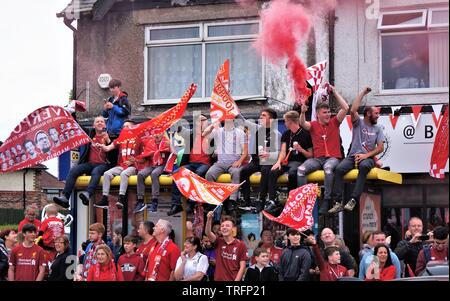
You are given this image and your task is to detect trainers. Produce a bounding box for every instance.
[264,200,278,213]
[167,204,183,216]
[238,199,253,211]
[53,196,70,209]
[344,198,357,211]
[133,201,147,214]
[94,195,109,209]
[255,200,265,213]
[328,202,344,215]
[149,199,158,213]
[319,199,330,215]
[79,193,91,206]
[116,195,126,209]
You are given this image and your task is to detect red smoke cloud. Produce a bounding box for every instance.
[254,0,311,104]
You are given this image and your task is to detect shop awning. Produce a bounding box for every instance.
[74,167,402,187]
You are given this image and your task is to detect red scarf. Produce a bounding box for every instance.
[147,237,171,281]
[94,259,117,281]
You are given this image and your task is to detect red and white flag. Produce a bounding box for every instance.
[410,105,423,129]
[429,106,449,179]
[172,167,243,206]
[263,183,319,231]
[0,106,91,173]
[306,60,327,92]
[115,84,197,144]
[210,60,240,123]
[64,100,87,113]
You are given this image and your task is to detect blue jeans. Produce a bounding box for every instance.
[171,163,210,206]
[63,162,110,199]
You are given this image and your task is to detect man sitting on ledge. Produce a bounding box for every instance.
[328,86,385,214]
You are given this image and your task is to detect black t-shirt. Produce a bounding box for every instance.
[281,128,313,163]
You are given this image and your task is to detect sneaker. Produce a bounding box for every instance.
[53,196,70,209]
[116,195,126,209]
[225,200,235,214]
[264,200,278,214]
[328,202,344,215]
[79,193,91,206]
[148,199,158,213]
[344,198,357,211]
[133,201,147,214]
[167,204,183,216]
[94,195,109,209]
[255,200,265,213]
[318,199,330,215]
[238,199,253,211]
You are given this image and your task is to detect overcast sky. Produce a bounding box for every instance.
[0,0,73,177]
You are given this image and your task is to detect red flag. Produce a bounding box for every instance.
[163,152,177,173]
[346,115,353,131]
[0,106,91,173]
[389,114,400,130]
[262,183,319,231]
[429,106,449,179]
[64,100,87,113]
[114,84,197,144]
[410,105,423,128]
[172,167,243,206]
[210,60,240,123]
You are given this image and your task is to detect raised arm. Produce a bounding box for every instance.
[299,105,311,131]
[205,211,217,244]
[331,87,350,123]
[351,86,371,122]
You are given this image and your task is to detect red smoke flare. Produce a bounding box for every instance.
[254,0,311,104]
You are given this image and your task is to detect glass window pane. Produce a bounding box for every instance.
[431,10,449,25]
[208,23,259,37]
[149,27,199,41]
[206,42,262,97]
[148,45,202,99]
[381,34,430,89]
[381,12,424,27]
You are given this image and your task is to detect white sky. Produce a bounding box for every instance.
[0,0,73,177]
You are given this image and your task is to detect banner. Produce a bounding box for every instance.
[0,106,91,173]
[262,183,319,231]
[114,84,197,144]
[429,106,449,179]
[339,109,449,173]
[210,60,240,123]
[171,167,242,206]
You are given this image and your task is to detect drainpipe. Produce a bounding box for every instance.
[328,8,336,85]
[23,168,30,211]
[63,17,77,105]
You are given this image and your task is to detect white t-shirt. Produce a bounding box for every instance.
[175,252,209,280]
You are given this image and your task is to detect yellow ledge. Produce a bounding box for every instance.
[74,168,402,187]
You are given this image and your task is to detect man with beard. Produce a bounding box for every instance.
[35,131,52,155]
[328,87,385,214]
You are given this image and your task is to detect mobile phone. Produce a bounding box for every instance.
[418,234,430,241]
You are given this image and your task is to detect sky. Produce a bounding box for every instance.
[0,0,73,177]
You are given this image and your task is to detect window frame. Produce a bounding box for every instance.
[378,27,449,95]
[377,9,428,30]
[428,8,449,28]
[144,20,264,105]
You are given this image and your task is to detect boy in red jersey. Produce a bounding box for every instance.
[117,236,145,281]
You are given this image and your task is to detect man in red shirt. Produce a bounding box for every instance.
[145,219,180,281]
[205,211,248,281]
[250,229,283,266]
[136,221,156,263]
[117,236,145,281]
[298,85,349,214]
[8,224,46,281]
[18,206,41,232]
[96,120,139,209]
[415,226,448,275]
[53,116,111,208]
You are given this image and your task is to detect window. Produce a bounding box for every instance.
[145,21,262,104]
[379,8,449,92]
